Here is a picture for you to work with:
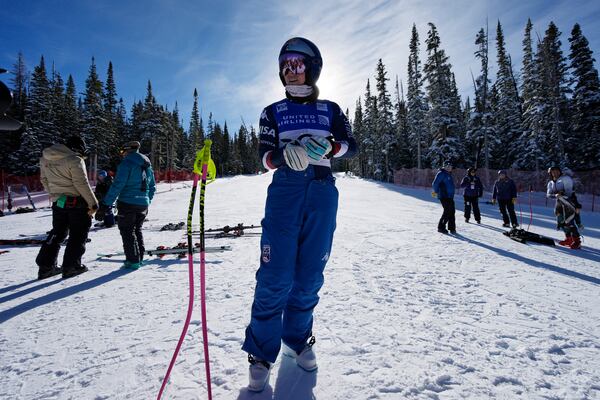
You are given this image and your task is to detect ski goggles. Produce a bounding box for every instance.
[279,53,307,76]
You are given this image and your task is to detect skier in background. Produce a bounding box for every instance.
[492,170,519,228]
[547,166,583,249]
[243,37,357,392]
[460,167,483,224]
[432,161,456,234]
[36,135,98,279]
[98,141,155,269]
[94,170,115,227]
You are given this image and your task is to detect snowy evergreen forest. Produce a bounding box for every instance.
[1,19,599,180]
[0,58,261,176]
[350,19,600,181]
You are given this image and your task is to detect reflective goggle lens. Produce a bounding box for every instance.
[279,53,306,76]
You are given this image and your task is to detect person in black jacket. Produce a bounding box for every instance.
[492,170,519,228]
[94,170,115,227]
[460,167,484,224]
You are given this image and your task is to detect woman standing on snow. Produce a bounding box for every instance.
[243,37,357,391]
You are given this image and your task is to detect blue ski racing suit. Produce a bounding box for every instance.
[242,98,357,363]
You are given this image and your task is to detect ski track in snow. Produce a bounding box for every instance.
[1,174,599,400]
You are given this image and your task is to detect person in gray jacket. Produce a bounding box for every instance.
[36,136,98,279]
[547,166,582,249]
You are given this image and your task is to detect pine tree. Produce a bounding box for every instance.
[50,66,67,142]
[491,21,523,169]
[351,97,366,175]
[140,81,164,170]
[11,56,54,175]
[466,27,493,169]
[568,23,600,168]
[248,126,260,173]
[362,79,378,177]
[82,57,108,164]
[423,23,463,166]
[221,122,231,175]
[187,88,202,165]
[406,24,429,169]
[8,52,28,122]
[518,18,544,170]
[375,59,394,180]
[64,75,80,137]
[539,22,571,167]
[392,77,411,169]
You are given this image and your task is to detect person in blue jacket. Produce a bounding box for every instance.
[98,141,156,269]
[492,169,518,228]
[432,161,456,234]
[460,167,484,224]
[243,37,357,392]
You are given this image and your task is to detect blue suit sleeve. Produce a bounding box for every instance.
[492,182,498,200]
[258,106,284,169]
[329,102,357,159]
[102,161,130,206]
[510,181,517,198]
[460,176,468,188]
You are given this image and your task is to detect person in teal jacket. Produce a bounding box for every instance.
[98,141,156,269]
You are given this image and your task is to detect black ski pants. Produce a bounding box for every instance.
[463,195,481,222]
[498,199,518,226]
[438,198,456,231]
[117,201,148,263]
[36,203,91,274]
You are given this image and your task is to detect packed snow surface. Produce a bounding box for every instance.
[1,172,599,399]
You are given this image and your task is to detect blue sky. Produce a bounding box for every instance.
[2,0,600,133]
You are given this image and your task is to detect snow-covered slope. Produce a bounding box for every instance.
[1,173,599,399]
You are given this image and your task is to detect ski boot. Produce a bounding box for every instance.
[62,265,88,279]
[476,219,481,224]
[282,336,318,372]
[122,261,142,270]
[438,227,449,234]
[247,354,270,392]
[558,235,574,247]
[502,223,510,228]
[570,236,581,250]
[465,218,470,223]
[38,265,62,280]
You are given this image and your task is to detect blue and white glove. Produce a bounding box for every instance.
[283,142,309,171]
[302,136,332,162]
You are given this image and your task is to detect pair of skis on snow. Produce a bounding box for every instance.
[96,243,231,259]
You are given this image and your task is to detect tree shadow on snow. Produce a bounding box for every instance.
[0,269,134,323]
[453,234,600,285]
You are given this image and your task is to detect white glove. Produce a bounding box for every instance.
[283,142,309,171]
[302,136,332,161]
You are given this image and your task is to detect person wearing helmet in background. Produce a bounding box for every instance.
[492,170,519,228]
[460,167,484,224]
[432,161,457,234]
[36,135,98,279]
[243,37,357,391]
[94,170,115,227]
[547,166,583,249]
